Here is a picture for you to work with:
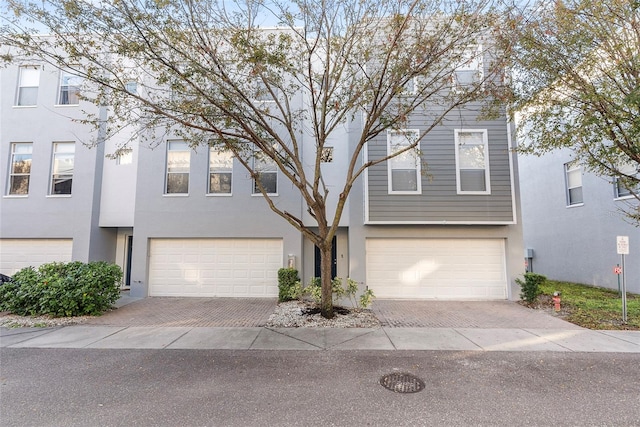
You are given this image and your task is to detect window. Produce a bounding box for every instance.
[125,81,138,95]
[452,46,483,92]
[321,147,334,163]
[8,143,32,195]
[209,148,233,194]
[165,140,190,194]
[615,178,633,198]
[16,66,40,106]
[253,155,277,194]
[115,149,133,166]
[57,70,82,105]
[564,162,583,206]
[253,80,276,102]
[50,142,75,195]
[454,129,490,194]
[387,130,421,194]
[614,162,638,199]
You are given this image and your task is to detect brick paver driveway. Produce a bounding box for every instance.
[84,296,580,329]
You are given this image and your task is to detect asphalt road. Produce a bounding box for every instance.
[1,348,639,426]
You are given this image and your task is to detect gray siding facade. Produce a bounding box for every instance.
[366,107,516,224]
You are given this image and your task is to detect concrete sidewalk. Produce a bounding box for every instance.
[2,295,639,352]
[2,325,640,352]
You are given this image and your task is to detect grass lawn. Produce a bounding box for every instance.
[536,280,640,330]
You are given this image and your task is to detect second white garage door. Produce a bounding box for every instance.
[148,238,282,297]
[366,238,507,300]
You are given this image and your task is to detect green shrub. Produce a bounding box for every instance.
[277,268,301,302]
[0,261,122,317]
[516,272,547,304]
[305,277,375,309]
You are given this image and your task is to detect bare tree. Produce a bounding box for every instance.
[1,0,514,317]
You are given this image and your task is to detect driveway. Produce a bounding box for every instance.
[83,295,580,329]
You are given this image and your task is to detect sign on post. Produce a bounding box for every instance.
[617,236,629,255]
[616,236,629,323]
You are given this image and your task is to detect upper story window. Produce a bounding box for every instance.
[253,80,276,102]
[253,155,277,195]
[613,162,638,199]
[387,130,421,194]
[454,129,491,194]
[50,142,75,195]
[125,81,138,95]
[321,147,334,163]
[8,143,32,196]
[615,178,633,198]
[165,140,190,194]
[209,148,233,195]
[564,162,583,206]
[16,66,40,106]
[115,149,133,166]
[452,45,483,92]
[57,70,82,105]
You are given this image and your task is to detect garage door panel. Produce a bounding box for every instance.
[0,239,73,275]
[366,238,506,300]
[149,239,281,297]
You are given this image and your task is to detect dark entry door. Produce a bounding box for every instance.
[125,235,133,287]
[314,236,337,279]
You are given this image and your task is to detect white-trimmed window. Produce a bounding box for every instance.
[387,130,421,194]
[209,148,233,195]
[8,143,32,195]
[115,149,133,166]
[564,162,583,206]
[165,140,190,194]
[253,155,277,195]
[16,66,40,106]
[57,70,82,105]
[613,163,638,199]
[452,45,483,92]
[454,129,490,194]
[50,142,75,195]
[125,81,138,95]
[615,178,633,199]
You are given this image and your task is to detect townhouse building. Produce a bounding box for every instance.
[0,49,525,301]
[519,149,639,294]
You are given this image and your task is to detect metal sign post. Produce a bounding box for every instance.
[616,236,629,324]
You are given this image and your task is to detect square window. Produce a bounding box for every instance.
[8,143,32,195]
[50,142,75,195]
[321,147,334,163]
[454,130,490,194]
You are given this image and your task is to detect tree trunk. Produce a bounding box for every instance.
[320,244,334,319]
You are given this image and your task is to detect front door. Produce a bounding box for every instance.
[314,236,337,279]
[124,235,133,289]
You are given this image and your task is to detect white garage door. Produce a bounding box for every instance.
[366,239,507,299]
[0,239,73,275]
[149,239,282,297]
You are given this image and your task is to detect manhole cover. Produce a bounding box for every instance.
[379,372,425,393]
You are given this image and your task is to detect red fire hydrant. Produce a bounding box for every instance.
[552,291,561,312]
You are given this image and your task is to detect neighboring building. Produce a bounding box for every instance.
[519,149,639,294]
[0,51,524,301]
